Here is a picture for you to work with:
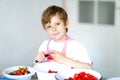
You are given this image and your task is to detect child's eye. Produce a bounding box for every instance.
[46,26,51,29]
[56,23,60,25]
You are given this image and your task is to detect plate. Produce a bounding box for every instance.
[55,68,101,80]
[106,77,120,80]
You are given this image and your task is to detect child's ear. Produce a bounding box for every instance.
[65,20,69,28]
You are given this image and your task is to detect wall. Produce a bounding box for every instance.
[66,0,120,79]
[1,0,120,79]
[0,0,62,68]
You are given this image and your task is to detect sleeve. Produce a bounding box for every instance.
[66,41,92,64]
[38,40,49,52]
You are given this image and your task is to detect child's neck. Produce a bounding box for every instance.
[54,36,69,42]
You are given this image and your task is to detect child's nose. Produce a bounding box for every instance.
[51,26,56,32]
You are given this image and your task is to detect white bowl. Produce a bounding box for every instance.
[55,68,101,80]
[33,62,71,72]
[33,62,71,80]
[3,66,36,80]
[36,71,56,80]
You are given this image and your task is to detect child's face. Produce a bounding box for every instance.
[44,15,68,40]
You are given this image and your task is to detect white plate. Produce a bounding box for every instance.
[106,77,120,80]
[55,68,101,80]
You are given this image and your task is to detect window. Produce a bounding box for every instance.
[79,0,115,25]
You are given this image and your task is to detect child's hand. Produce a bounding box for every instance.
[35,51,46,62]
[50,50,67,63]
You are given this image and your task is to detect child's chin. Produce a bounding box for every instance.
[53,37,61,40]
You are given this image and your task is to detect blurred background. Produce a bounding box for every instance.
[0,0,120,79]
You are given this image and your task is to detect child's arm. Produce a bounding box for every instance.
[34,51,46,63]
[50,50,92,69]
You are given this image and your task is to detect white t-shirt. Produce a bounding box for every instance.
[38,38,91,64]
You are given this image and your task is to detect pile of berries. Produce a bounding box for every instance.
[9,67,30,75]
[48,69,58,73]
[64,72,98,80]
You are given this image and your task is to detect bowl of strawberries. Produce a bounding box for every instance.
[2,66,36,80]
[55,68,101,80]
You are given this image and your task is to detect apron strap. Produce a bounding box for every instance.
[62,37,72,55]
[46,37,73,61]
[47,39,52,54]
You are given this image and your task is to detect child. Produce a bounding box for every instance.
[34,5,92,69]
